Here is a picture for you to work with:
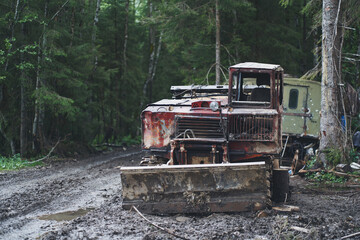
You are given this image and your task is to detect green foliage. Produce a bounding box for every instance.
[306,156,318,169]
[16,62,35,70]
[326,148,343,166]
[18,13,38,23]
[34,87,78,120]
[0,154,43,170]
[279,0,293,8]
[121,135,141,146]
[349,149,360,163]
[351,115,360,132]
[324,147,359,166]
[4,38,15,50]
[305,155,347,184]
[19,44,37,55]
[306,171,347,184]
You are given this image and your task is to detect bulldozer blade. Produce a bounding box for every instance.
[120,162,268,214]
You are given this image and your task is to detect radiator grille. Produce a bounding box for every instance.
[229,115,275,141]
[176,117,225,139]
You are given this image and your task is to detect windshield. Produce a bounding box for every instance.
[231,71,271,106]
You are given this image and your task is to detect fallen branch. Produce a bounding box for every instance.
[298,168,322,173]
[272,205,300,212]
[28,138,61,164]
[333,171,360,179]
[341,231,360,239]
[94,143,124,148]
[130,206,189,240]
[290,226,310,234]
[28,134,70,164]
[298,169,360,178]
[348,191,360,197]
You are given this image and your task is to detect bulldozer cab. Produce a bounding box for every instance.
[228,62,284,110]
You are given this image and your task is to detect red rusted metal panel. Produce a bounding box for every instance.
[142,111,175,149]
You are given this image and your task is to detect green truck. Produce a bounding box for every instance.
[282,78,320,139]
[244,77,321,163]
[282,78,321,163]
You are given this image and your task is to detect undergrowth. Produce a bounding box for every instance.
[304,156,347,184]
[304,145,360,184]
[305,171,347,184]
[0,154,43,171]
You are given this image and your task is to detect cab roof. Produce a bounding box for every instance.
[230,62,283,71]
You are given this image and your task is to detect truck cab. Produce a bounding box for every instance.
[227,62,283,162]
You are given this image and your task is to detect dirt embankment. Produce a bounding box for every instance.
[0,148,359,240]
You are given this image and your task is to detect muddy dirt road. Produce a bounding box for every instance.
[0,149,359,240]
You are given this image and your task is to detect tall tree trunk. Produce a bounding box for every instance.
[0,113,15,155]
[79,0,85,39]
[356,37,360,82]
[4,0,20,72]
[141,0,155,109]
[319,0,344,164]
[140,1,163,109]
[90,0,102,137]
[20,68,26,157]
[149,31,163,103]
[20,23,27,157]
[92,0,101,73]
[115,0,130,138]
[33,0,48,152]
[123,0,129,70]
[70,6,75,48]
[151,31,163,82]
[232,9,239,62]
[215,0,221,85]
[301,0,307,73]
[114,5,120,139]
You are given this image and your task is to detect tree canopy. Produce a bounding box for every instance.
[0,0,359,157]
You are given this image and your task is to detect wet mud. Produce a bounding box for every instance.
[0,148,359,239]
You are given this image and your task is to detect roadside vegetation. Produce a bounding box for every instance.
[304,145,360,185]
[0,154,43,171]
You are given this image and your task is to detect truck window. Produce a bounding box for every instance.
[289,89,298,109]
[230,71,272,108]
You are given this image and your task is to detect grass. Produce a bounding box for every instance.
[0,154,44,171]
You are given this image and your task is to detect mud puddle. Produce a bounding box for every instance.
[38,208,94,222]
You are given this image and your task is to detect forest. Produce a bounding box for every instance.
[0,0,359,157]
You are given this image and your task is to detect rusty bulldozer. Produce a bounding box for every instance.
[121,62,289,214]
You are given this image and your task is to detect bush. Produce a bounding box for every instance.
[349,148,360,163]
[0,154,43,170]
[305,171,347,184]
[325,148,343,166]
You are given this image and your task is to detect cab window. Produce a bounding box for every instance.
[289,89,298,109]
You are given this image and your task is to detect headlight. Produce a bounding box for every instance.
[210,101,219,111]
